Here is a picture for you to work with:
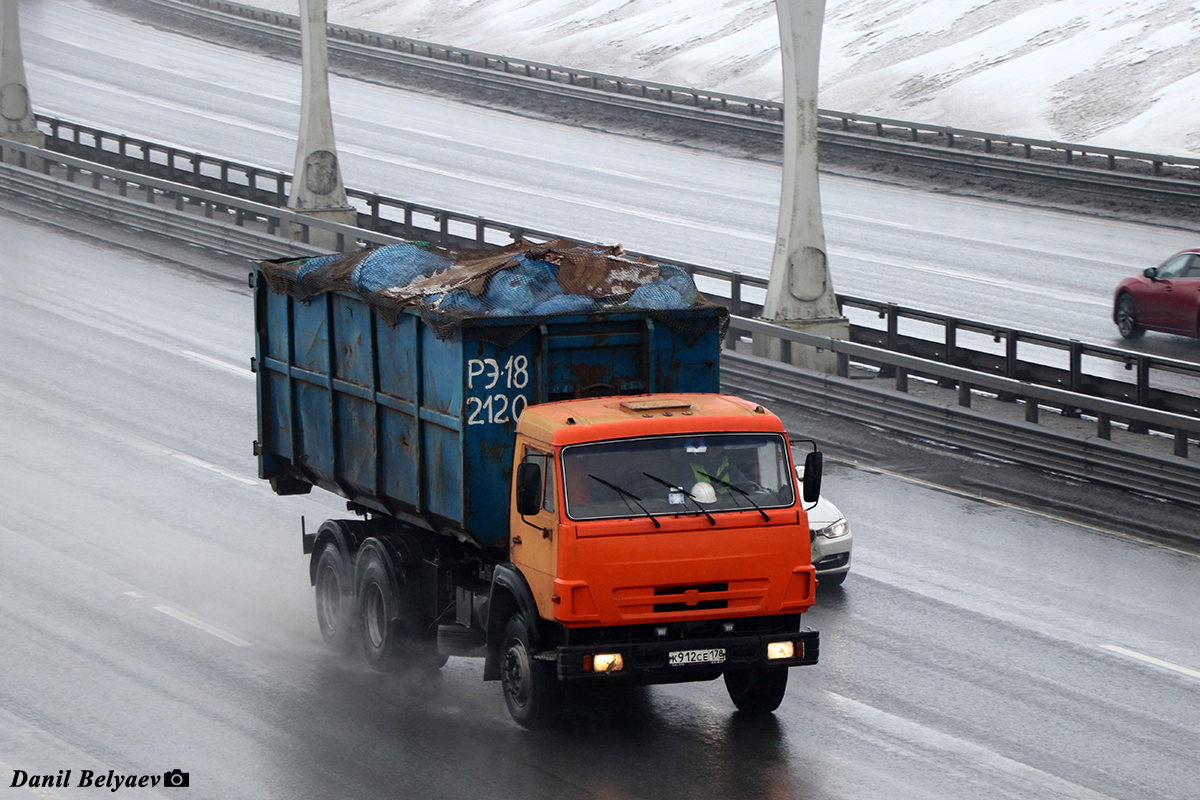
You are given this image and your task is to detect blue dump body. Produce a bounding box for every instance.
[254,270,724,548]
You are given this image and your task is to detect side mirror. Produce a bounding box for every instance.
[802,451,823,504]
[1144,266,1159,282]
[515,462,543,516]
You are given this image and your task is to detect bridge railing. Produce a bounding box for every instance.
[19,117,1200,430]
[727,315,1200,459]
[4,133,1199,502]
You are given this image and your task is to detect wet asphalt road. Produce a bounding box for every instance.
[2,211,1199,800]
[4,3,1200,795]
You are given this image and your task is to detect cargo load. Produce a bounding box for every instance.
[257,238,714,328]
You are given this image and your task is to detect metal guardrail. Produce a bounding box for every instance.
[833,297,1200,421]
[33,115,562,250]
[144,0,1200,188]
[0,137,400,256]
[728,316,1200,458]
[30,115,1200,426]
[720,347,1200,509]
[2,137,1197,506]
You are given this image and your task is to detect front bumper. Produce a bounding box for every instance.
[812,530,852,578]
[555,627,819,684]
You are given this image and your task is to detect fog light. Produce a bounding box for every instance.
[593,653,624,673]
[767,641,795,660]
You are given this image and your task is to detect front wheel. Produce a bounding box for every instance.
[724,666,788,714]
[1116,294,1144,339]
[501,613,558,728]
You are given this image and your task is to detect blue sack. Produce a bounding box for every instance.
[296,254,340,281]
[352,243,452,293]
[531,294,595,316]
[626,282,687,310]
[657,264,698,306]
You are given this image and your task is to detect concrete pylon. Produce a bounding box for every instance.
[286,0,356,251]
[754,0,849,373]
[0,0,44,165]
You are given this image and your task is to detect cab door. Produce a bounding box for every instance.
[510,444,561,619]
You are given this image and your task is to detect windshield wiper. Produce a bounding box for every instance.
[697,471,770,522]
[587,474,660,528]
[640,472,716,526]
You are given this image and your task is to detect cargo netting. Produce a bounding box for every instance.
[257,239,729,343]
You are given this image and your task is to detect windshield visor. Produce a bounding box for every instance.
[562,433,795,521]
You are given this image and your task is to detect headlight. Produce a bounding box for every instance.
[585,653,624,673]
[767,641,795,660]
[815,518,849,539]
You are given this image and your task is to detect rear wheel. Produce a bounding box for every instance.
[501,613,558,728]
[724,666,788,714]
[314,545,356,654]
[1116,294,1144,339]
[357,543,442,671]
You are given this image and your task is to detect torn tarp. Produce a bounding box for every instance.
[257,239,721,334]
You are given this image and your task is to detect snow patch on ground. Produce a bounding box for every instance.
[253,0,1200,156]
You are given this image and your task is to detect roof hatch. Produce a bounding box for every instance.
[619,399,693,412]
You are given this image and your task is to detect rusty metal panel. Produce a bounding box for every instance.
[255,268,724,546]
[459,334,536,544]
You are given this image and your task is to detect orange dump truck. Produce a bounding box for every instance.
[254,241,822,727]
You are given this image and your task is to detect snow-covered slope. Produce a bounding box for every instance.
[252,0,1200,157]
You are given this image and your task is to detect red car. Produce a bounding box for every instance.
[1114,248,1200,339]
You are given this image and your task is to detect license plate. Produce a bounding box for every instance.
[668,648,726,666]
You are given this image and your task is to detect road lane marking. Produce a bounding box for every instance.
[827,211,911,228]
[826,691,1114,799]
[1100,645,1200,680]
[591,167,651,181]
[822,174,1200,240]
[335,142,777,244]
[171,453,258,486]
[2,375,260,491]
[830,250,1110,307]
[180,349,253,379]
[37,69,294,144]
[154,606,252,647]
[391,126,455,141]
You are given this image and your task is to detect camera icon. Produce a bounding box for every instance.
[163,769,190,788]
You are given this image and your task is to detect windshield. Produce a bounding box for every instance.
[561,433,795,521]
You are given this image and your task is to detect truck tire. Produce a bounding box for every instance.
[501,613,558,729]
[357,546,440,672]
[314,545,356,654]
[724,666,788,714]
